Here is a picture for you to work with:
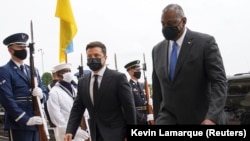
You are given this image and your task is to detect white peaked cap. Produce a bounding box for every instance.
[51,69,56,73]
[53,63,72,72]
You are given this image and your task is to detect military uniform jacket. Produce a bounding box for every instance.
[47,82,86,141]
[0,60,48,130]
[129,79,148,125]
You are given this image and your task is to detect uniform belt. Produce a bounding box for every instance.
[136,106,147,111]
[15,96,33,102]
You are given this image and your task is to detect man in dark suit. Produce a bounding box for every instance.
[0,33,48,140]
[152,4,228,125]
[64,41,136,141]
[124,60,153,125]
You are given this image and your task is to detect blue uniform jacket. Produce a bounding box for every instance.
[0,60,48,130]
[129,79,148,124]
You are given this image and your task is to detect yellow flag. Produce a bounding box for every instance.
[55,0,78,63]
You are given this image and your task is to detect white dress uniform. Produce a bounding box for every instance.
[47,82,88,141]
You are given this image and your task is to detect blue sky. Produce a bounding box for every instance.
[0,0,250,83]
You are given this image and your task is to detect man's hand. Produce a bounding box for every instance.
[76,129,90,140]
[26,116,43,126]
[147,114,154,121]
[201,119,216,125]
[32,87,43,99]
[64,134,73,141]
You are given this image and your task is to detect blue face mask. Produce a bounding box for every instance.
[87,58,103,71]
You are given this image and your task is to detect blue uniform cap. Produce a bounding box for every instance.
[124,60,141,71]
[3,33,29,47]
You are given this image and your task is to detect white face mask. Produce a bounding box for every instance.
[62,72,74,83]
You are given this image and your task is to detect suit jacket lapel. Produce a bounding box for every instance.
[94,68,111,108]
[10,62,30,84]
[174,29,194,81]
[165,41,171,82]
[156,40,171,82]
[17,69,29,82]
[25,65,31,83]
[85,74,94,109]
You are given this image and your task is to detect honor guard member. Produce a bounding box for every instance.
[46,63,89,141]
[47,69,59,92]
[0,33,48,141]
[125,60,151,125]
[44,69,59,128]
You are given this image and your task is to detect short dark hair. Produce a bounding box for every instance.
[85,41,107,56]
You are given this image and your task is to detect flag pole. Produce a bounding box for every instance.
[65,53,67,63]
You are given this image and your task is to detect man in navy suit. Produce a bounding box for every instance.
[0,33,48,140]
[64,41,136,141]
[152,4,228,125]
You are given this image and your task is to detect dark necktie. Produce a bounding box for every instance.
[93,74,99,104]
[20,65,29,80]
[20,65,24,72]
[20,65,26,76]
[169,42,178,81]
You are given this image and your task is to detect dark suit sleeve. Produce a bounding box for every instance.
[66,78,86,136]
[204,36,228,123]
[118,73,137,125]
[152,45,163,120]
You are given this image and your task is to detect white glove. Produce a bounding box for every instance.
[147,114,154,121]
[76,129,90,140]
[32,87,43,99]
[26,116,43,126]
[63,72,74,83]
[148,98,153,106]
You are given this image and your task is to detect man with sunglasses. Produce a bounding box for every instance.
[0,33,48,140]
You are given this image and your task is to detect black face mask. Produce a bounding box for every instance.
[13,49,27,60]
[87,58,102,71]
[133,71,141,79]
[162,20,182,40]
